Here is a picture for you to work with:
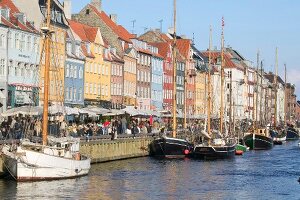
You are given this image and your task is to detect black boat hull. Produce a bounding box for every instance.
[244,134,273,150]
[149,137,193,158]
[286,128,299,140]
[192,144,236,160]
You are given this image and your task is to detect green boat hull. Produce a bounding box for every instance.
[235,144,248,152]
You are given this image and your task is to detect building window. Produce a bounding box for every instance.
[78,88,82,101]
[34,37,38,53]
[85,83,89,94]
[66,64,70,77]
[15,33,20,49]
[20,34,25,51]
[27,36,31,51]
[73,66,77,78]
[65,87,69,101]
[69,87,73,100]
[73,88,77,101]
[0,59,5,75]
[79,67,83,79]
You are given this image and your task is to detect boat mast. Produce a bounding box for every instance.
[220,17,225,134]
[255,50,259,131]
[260,61,263,127]
[229,69,232,135]
[274,47,278,128]
[42,0,52,146]
[284,64,287,126]
[172,0,177,137]
[207,26,212,136]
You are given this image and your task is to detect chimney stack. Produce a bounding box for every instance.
[91,0,102,12]
[109,14,117,24]
[63,0,72,19]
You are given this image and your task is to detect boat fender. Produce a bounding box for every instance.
[235,150,243,156]
[184,149,189,155]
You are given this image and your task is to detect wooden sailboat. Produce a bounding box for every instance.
[243,50,273,150]
[1,0,91,181]
[192,20,236,159]
[149,0,193,158]
[270,49,286,144]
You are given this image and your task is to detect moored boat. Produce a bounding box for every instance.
[235,143,248,152]
[286,127,299,140]
[1,138,91,181]
[149,136,193,158]
[192,138,236,159]
[243,129,273,150]
[270,129,286,145]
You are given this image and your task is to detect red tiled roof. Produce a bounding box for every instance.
[0,0,39,33]
[68,20,98,43]
[176,39,191,59]
[150,42,171,58]
[202,51,237,68]
[81,43,95,58]
[89,4,132,43]
[138,48,152,55]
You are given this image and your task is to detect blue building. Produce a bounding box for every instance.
[149,45,163,110]
[64,30,85,107]
[1,4,41,108]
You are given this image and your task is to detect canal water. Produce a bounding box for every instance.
[0,141,299,199]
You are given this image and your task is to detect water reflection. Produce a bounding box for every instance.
[0,141,299,199]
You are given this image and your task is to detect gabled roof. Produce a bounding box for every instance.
[201,51,237,69]
[264,72,284,85]
[0,0,39,34]
[89,4,132,43]
[150,42,170,58]
[176,39,191,59]
[68,19,98,43]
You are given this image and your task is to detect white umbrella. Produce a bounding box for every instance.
[102,109,125,116]
[1,106,43,117]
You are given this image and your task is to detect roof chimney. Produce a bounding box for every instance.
[63,0,72,19]
[91,0,102,12]
[109,14,117,23]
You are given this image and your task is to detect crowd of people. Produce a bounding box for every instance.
[0,114,166,141]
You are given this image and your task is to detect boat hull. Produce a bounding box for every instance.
[192,144,236,159]
[149,137,193,158]
[2,146,91,181]
[244,134,273,150]
[235,144,248,152]
[286,128,299,140]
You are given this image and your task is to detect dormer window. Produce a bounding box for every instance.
[86,9,90,15]
[86,43,91,54]
[67,42,71,54]
[1,8,10,20]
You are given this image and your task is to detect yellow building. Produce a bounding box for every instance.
[69,20,107,106]
[39,24,67,105]
[123,49,137,107]
[195,70,207,117]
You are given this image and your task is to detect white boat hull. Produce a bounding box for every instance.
[2,146,91,181]
[273,136,286,142]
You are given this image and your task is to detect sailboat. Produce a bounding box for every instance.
[1,0,91,181]
[269,48,286,144]
[192,22,236,160]
[149,0,193,158]
[243,50,273,150]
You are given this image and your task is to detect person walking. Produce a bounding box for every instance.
[121,116,127,134]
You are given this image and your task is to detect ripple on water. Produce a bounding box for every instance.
[0,141,300,199]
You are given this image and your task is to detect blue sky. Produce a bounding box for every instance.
[69,0,300,97]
